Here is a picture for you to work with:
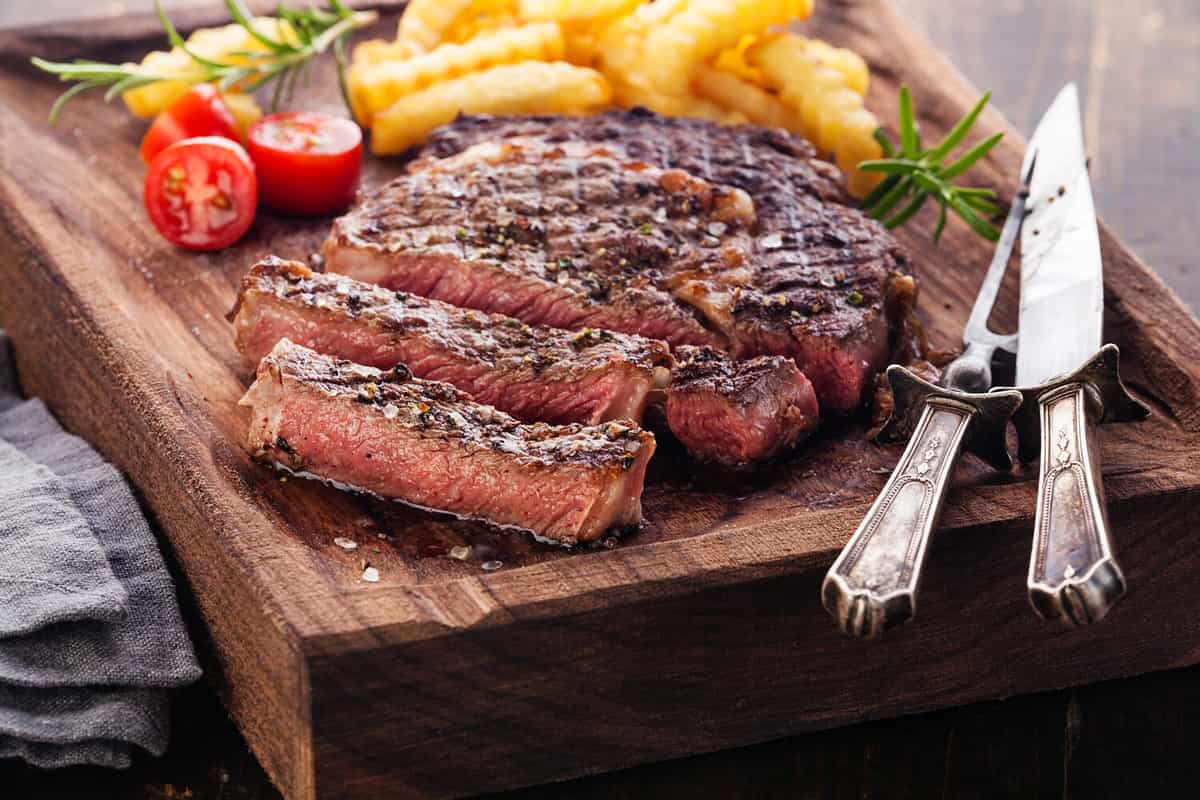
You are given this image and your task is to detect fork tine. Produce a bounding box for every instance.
[961,153,1037,352]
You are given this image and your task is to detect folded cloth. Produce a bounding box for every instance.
[0,440,128,637]
[0,331,201,767]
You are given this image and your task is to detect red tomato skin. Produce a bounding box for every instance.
[246,113,362,217]
[139,84,240,164]
[143,137,257,252]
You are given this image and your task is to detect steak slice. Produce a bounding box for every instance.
[231,257,819,465]
[325,136,756,350]
[666,346,819,467]
[240,339,655,544]
[412,110,914,414]
[231,256,672,425]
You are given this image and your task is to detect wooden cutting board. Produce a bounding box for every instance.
[2,2,1199,798]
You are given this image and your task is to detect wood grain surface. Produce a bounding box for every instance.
[1,1,1198,798]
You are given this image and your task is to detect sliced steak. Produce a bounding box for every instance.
[240,339,655,544]
[666,346,819,467]
[325,136,756,350]
[412,109,913,414]
[231,257,818,465]
[231,256,671,425]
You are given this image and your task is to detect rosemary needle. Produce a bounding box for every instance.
[30,0,377,123]
[859,86,1004,244]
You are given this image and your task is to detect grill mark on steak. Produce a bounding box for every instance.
[231,256,672,425]
[408,110,915,414]
[326,137,758,350]
[666,346,820,467]
[240,339,655,544]
[232,257,819,465]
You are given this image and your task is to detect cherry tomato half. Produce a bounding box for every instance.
[246,112,362,217]
[144,137,257,252]
[139,84,240,164]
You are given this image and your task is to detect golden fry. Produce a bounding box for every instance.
[517,0,641,22]
[121,19,285,117]
[712,34,766,86]
[838,109,885,196]
[794,36,870,95]
[592,0,687,85]
[445,9,522,44]
[397,0,476,52]
[611,76,747,125]
[371,62,611,155]
[351,22,565,125]
[748,32,881,196]
[351,38,422,68]
[643,0,813,97]
[692,65,799,131]
[221,92,262,137]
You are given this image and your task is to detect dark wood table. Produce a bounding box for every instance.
[4,0,1198,797]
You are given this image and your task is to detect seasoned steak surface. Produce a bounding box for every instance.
[327,136,757,348]
[414,109,915,412]
[233,257,819,465]
[240,339,655,543]
[667,346,819,466]
[232,257,672,425]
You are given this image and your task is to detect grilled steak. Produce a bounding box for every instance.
[325,136,754,348]
[231,256,671,425]
[324,109,912,414]
[240,339,655,544]
[666,346,819,467]
[231,257,819,464]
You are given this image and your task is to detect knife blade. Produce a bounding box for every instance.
[1016,84,1103,386]
[1014,83,1150,626]
[820,164,1030,639]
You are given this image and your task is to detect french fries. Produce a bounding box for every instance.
[349,0,881,195]
[396,0,477,52]
[518,0,641,23]
[692,65,798,131]
[712,35,765,86]
[371,62,611,155]
[747,32,883,195]
[611,76,747,125]
[642,0,813,96]
[351,22,565,125]
[121,19,288,117]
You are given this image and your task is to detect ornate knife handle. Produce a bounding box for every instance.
[1016,345,1150,626]
[1027,382,1124,625]
[822,398,974,638]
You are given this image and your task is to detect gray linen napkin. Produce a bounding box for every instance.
[0,331,201,767]
[0,440,128,636]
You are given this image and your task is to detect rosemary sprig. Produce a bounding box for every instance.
[859,87,1004,244]
[30,0,377,123]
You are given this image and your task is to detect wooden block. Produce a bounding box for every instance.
[1,3,1198,798]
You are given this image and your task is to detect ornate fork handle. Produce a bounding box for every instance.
[823,399,972,638]
[822,367,1022,639]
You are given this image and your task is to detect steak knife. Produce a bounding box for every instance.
[1011,84,1149,626]
[821,163,1031,639]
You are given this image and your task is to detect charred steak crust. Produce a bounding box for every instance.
[325,136,758,349]
[240,339,655,543]
[667,345,819,466]
[415,109,915,413]
[232,256,672,424]
[233,257,820,465]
